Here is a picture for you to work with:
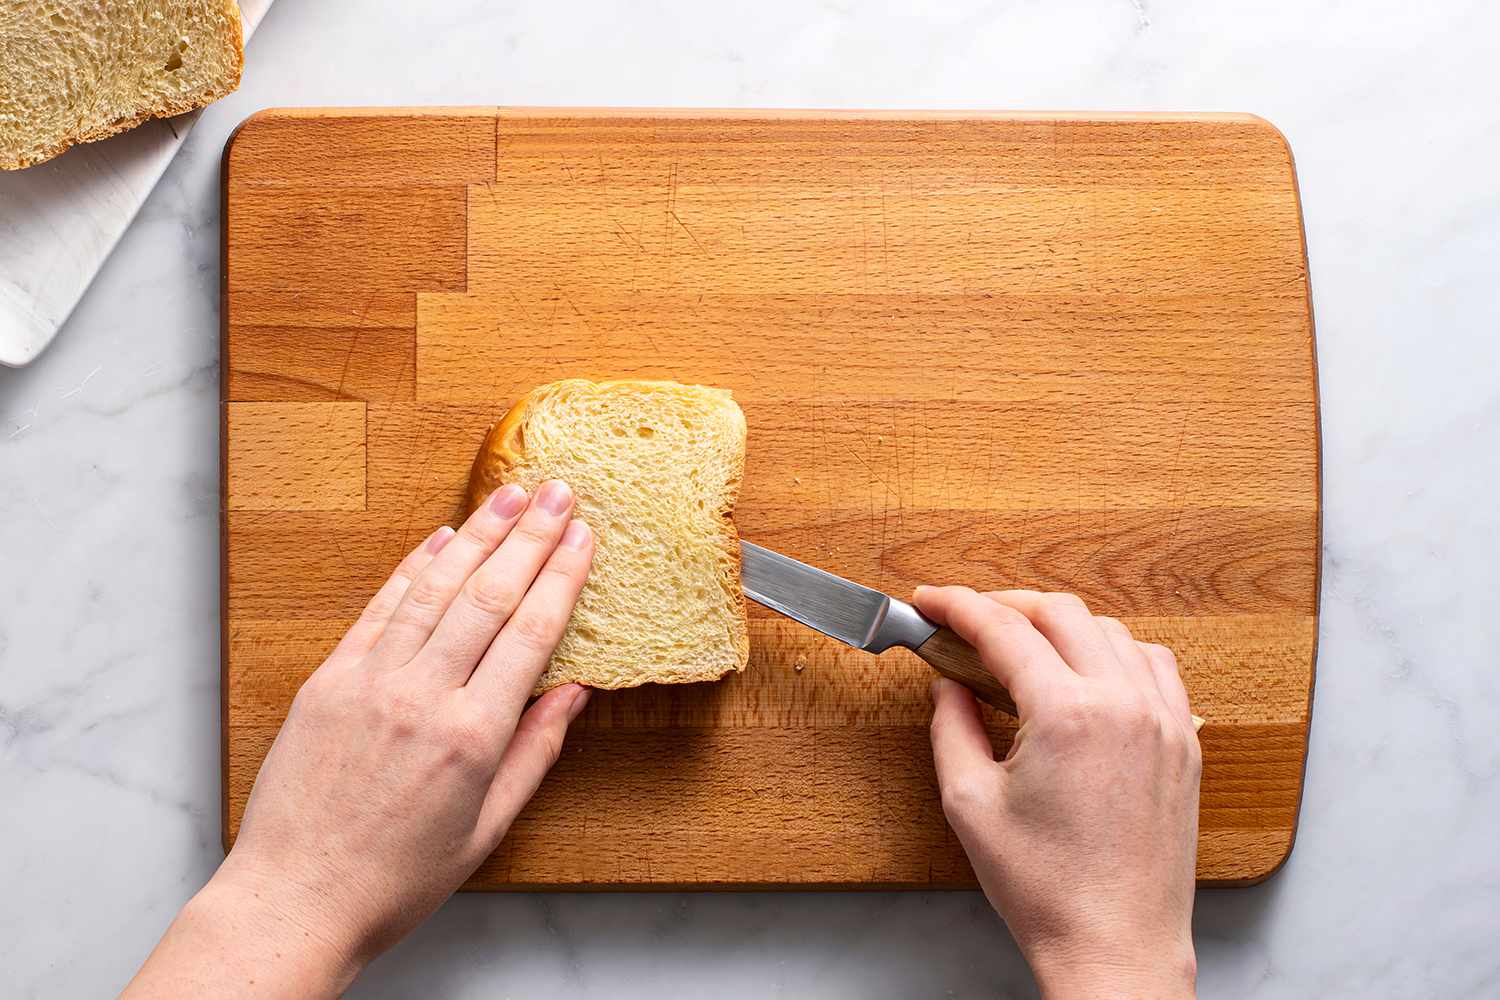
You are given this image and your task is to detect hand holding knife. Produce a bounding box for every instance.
[741,540,1204,730]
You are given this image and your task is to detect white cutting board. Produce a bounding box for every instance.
[0,0,273,368]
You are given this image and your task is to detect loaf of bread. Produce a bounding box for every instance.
[467,379,751,693]
[0,1,244,170]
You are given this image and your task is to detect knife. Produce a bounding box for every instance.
[741,540,1205,730]
[740,540,1019,716]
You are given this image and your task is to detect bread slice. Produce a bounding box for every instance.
[467,379,751,693]
[0,0,244,170]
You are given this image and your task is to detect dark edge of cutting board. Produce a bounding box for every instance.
[1195,116,1321,889]
[219,115,237,857]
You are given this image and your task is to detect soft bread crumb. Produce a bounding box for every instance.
[0,1,244,170]
[467,379,750,693]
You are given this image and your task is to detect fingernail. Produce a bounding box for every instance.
[567,686,592,720]
[536,480,573,516]
[489,484,526,518]
[561,519,592,550]
[426,525,456,553]
[914,585,931,600]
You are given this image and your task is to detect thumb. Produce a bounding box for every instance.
[929,677,998,794]
[476,684,590,846]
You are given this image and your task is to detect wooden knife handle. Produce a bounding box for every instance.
[912,626,1020,716]
[912,626,1206,731]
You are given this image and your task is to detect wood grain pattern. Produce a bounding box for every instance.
[224,402,366,511]
[223,108,1319,888]
[225,292,416,402]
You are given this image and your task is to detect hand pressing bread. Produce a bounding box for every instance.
[124,482,595,997]
[0,0,243,170]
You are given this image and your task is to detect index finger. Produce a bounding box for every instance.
[984,590,1126,680]
[912,585,1075,716]
[330,525,454,663]
[466,518,596,728]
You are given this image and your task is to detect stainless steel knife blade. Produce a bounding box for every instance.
[739,540,938,653]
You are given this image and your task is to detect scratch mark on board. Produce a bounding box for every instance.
[1165,402,1194,551]
[332,297,377,399]
[612,221,644,252]
[671,211,706,254]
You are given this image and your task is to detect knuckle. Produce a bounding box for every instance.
[377,686,427,735]
[401,578,449,616]
[389,559,421,585]
[1186,733,1204,775]
[1143,641,1178,667]
[984,603,1032,628]
[973,607,1032,648]
[1050,689,1096,734]
[1168,723,1198,761]
[1049,686,1157,740]
[456,520,494,549]
[927,712,947,743]
[1094,615,1130,638]
[294,669,328,700]
[515,521,558,548]
[508,609,562,650]
[291,671,336,717]
[1113,694,1158,733]
[443,714,495,770]
[1172,715,1202,756]
[356,602,392,630]
[536,727,566,770]
[973,623,1006,652]
[1033,592,1088,627]
[466,575,522,618]
[940,773,996,821]
[1161,720,1203,781]
[1047,591,1088,610]
[542,551,586,577]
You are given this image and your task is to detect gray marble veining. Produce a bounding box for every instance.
[2,1,1497,996]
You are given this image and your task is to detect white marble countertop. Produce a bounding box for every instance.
[3,2,1496,996]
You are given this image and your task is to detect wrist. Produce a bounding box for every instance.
[1027,937,1196,1000]
[193,865,367,995]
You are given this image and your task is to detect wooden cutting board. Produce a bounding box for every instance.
[222,108,1318,888]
